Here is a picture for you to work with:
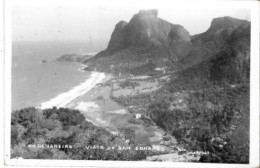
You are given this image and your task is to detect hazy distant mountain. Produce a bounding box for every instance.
[56,54,94,63]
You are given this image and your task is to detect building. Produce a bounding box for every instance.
[135,113,142,119]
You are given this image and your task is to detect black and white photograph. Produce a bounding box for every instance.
[2,0,259,167]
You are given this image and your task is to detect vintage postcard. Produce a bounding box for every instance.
[2,0,259,167]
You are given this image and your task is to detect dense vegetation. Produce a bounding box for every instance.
[119,80,140,89]
[143,45,250,163]
[11,107,155,160]
[147,84,249,163]
[110,45,250,163]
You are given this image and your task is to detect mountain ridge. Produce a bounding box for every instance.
[84,10,250,81]
[84,9,193,74]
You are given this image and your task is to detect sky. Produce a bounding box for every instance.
[11,0,251,42]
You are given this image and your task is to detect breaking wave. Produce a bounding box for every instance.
[38,72,105,109]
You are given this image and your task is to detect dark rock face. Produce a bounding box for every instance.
[209,16,248,33]
[107,21,128,54]
[209,23,250,84]
[106,9,191,54]
[85,10,250,79]
[125,9,190,48]
[179,17,250,84]
[85,9,192,73]
[179,17,250,70]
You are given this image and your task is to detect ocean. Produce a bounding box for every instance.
[12,40,107,110]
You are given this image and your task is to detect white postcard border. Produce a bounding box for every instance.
[3,0,259,167]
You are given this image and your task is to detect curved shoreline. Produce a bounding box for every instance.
[38,72,106,109]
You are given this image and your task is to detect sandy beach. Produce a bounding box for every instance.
[39,71,106,109]
[38,71,166,145]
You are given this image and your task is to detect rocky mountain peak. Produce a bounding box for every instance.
[104,9,191,56]
[191,16,250,44]
[107,21,129,52]
[85,9,192,72]
[85,11,250,78]
[208,16,249,32]
[115,20,128,29]
[138,9,158,17]
[129,9,159,26]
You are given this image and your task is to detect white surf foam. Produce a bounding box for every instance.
[38,72,105,109]
[78,64,88,72]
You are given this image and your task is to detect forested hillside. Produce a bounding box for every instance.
[11,107,156,160]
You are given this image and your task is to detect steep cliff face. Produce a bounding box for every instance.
[178,17,250,84]
[106,21,129,54]
[179,17,249,68]
[85,10,250,79]
[103,9,191,55]
[85,9,192,73]
[209,23,250,84]
[126,9,190,48]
